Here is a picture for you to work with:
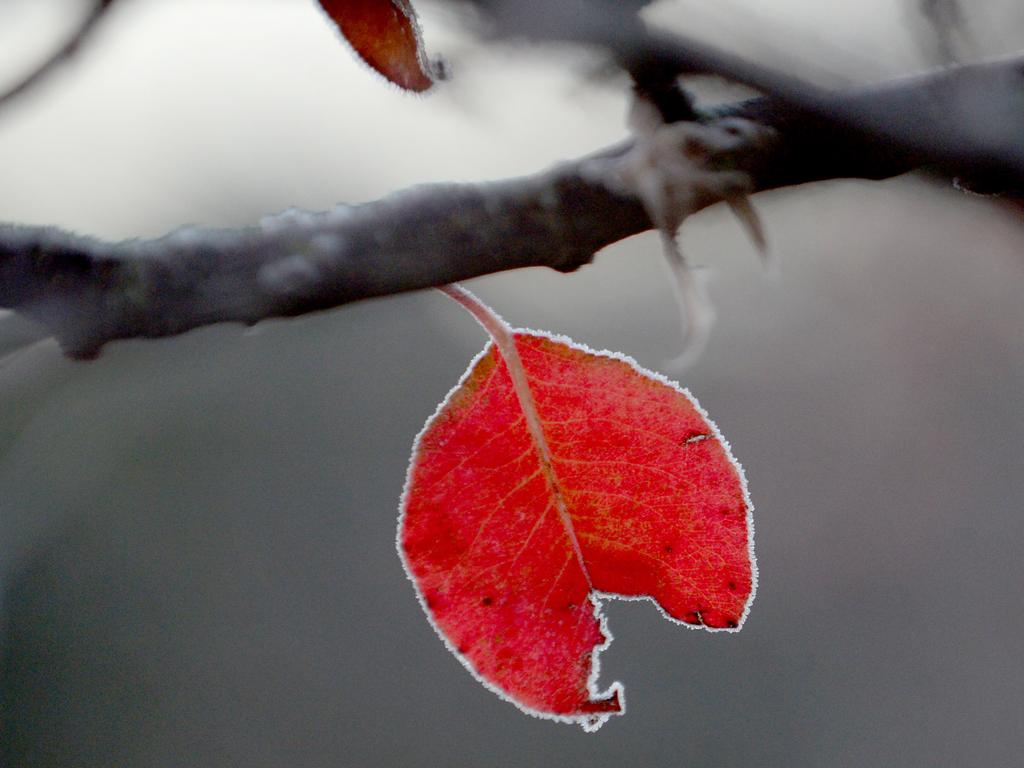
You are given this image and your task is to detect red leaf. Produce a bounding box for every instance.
[318,0,437,92]
[400,287,755,730]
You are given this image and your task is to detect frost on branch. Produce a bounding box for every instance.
[606,108,776,367]
[399,287,755,730]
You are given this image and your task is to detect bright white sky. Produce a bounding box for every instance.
[1,0,1022,238]
[0,0,976,238]
[0,0,630,236]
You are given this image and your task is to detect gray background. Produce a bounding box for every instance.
[2,1,1023,766]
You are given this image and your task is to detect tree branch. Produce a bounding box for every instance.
[0,169,650,358]
[618,29,1024,186]
[1,56,1021,359]
[494,2,1024,186]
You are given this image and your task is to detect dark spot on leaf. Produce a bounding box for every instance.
[481,596,493,606]
[457,644,469,654]
[726,619,739,629]
[565,602,576,611]
[727,580,738,591]
[664,544,673,553]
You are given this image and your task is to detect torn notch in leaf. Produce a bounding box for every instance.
[318,0,442,92]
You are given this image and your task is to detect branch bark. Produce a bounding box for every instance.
[1,56,1021,359]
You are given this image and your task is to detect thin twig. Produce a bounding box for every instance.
[0,0,118,109]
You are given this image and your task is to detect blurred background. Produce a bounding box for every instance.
[1,0,1022,765]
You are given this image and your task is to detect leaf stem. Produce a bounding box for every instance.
[438,284,593,588]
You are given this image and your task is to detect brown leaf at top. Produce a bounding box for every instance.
[318,0,438,92]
